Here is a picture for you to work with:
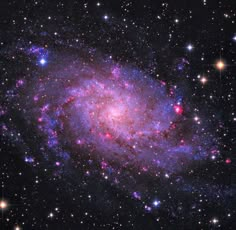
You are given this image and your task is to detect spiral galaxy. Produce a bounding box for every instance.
[17,52,212,177]
[1,1,235,229]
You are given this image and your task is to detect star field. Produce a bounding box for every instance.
[0,0,236,229]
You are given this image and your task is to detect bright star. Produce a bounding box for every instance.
[104,15,109,20]
[40,58,46,65]
[200,77,207,84]
[215,60,225,71]
[194,116,199,121]
[211,218,219,224]
[153,200,161,207]
[48,212,54,218]
[187,44,193,51]
[0,200,8,210]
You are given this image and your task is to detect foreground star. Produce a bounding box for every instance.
[215,60,225,71]
[0,200,8,210]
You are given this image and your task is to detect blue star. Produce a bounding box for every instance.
[153,200,161,207]
[39,58,47,65]
[187,44,193,51]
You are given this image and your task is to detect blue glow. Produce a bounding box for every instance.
[24,156,34,163]
[40,58,47,65]
[153,200,161,207]
[187,44,193,51]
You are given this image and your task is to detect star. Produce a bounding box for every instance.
[211,218,219,224]
[39,58,47,66]
[186,44,193,51]
[0,200,8,210]
[175,19,179,23]
[153,200,161,207]
[194,116,199,121]
[103,15,109,20]
[211,155,216,160]
[200,77,207,84]
[48,212,54,218]
[215,60,225,71]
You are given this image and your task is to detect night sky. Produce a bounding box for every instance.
[0,0,236,229]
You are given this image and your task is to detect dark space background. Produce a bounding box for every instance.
[0,0,236,229]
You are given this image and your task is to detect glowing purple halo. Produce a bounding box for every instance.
[20,57,212,174]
